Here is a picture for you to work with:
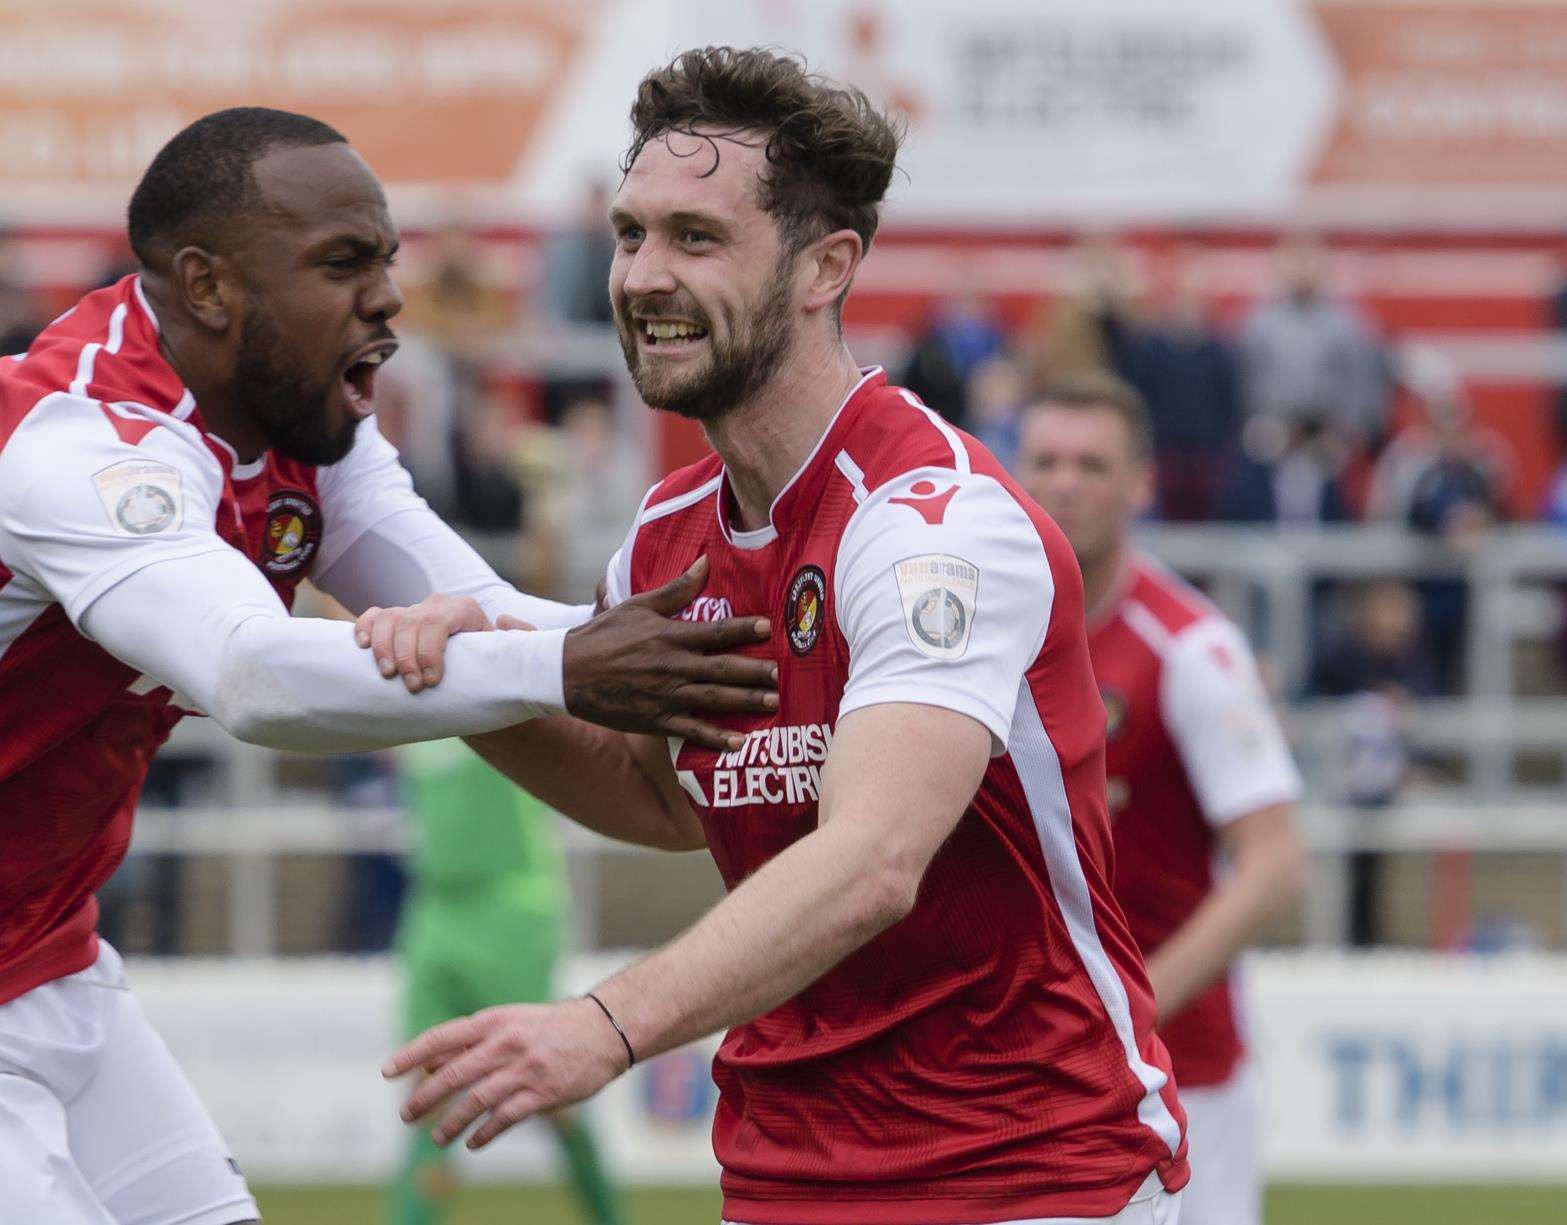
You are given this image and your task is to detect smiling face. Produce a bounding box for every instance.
[226,142,403,464]
[608,129,801,421]
[1014,402,1153,569]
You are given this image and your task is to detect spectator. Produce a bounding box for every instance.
[1099,244,1242,521]
[0,236,46,356]
[1219,414,1353,526]
[401,225,516,366]
[498,395,648,602]
[1368,353,1503,694]
[1310,580,1432,947]
[1016,229,1135,390]
[537,179,616,326]
[1370,348,1512,531]
[964,354,1027,469]
[896,294,1006,427]
[1238,230,1388,447]
[1311,580,1438,700]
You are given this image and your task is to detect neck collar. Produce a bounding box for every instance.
[715,366,884,550]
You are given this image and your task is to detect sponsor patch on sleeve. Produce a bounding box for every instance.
[893,553,979,660]
[92,458,183,537]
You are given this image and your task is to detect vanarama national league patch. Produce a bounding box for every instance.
[92,458,183,537]
[894,554,979,660]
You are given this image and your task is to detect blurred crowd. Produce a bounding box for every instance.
[6,210,1564,954]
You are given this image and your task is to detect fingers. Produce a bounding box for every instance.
[672,683,779,715]
[658,713,746,753]
[431,1065,523,1147]
[495,615,536,632]
[639,556,708,616]
[370,610,400,680]
[354,607,381,650]
[392,611,430,693]
[468,1088,548,1149]
[668,651,779,688]
[383,1016,483,1080]
[414,616,453,688]
[670,614,772,651]
[402,1044,498,1123]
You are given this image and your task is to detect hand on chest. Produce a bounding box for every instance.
[666,552,844,820]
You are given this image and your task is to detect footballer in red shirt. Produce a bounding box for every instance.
[1014,372,1308,1225]
[0,109,775,1225]
[385,48,1188,1225]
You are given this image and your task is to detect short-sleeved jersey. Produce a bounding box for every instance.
[605,370,1188,1225]
[0,276,424,1003]
[1089,555,1302,1088]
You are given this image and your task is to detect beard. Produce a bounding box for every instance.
[616,252,796,422]
[233,304,358,466]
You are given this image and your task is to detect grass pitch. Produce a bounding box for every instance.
[255,1183,1567,1224]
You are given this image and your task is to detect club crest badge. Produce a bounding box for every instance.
[261,488,322,578]
[786,565,827,655]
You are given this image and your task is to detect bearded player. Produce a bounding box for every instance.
[382,48,1188,1225]
[1013,372,1307,1225]
[0,108,778,1224]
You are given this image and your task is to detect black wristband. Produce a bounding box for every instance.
[585,991,636,1070]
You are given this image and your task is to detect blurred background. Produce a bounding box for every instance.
[7,0,1567,1221]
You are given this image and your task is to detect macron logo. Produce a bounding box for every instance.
[680,596,733,622]
[889,480,959,526]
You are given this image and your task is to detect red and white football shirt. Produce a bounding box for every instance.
[0,276,424,1004]
[1089,555,1302,1088]
[605,370,1188,1224]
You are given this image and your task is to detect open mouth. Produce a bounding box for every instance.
[637,318,709,351]
[341,340,397,418]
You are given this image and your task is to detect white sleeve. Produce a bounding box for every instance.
[311,417,429,576]
[835,468,1051,754]
[78,546,567,753]
[0,395,231,625]
[600,483,656,610]
[311,418,591,629]
[1160,618,1304,825]
[313,506,592,630]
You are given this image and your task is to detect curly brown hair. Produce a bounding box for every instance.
[622,46,902,255]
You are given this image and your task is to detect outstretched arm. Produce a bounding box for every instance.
[466,723,706,851]
[80,550,774,754]
[384,702,990,1147]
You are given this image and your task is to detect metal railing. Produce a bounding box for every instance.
[122,524,1567,955]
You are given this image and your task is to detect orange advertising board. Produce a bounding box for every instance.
[0,1,596,216]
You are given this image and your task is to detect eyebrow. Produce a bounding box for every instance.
[311,232,400,258]
[608,206,730,236]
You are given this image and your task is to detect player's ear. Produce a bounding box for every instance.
[801,228,863,316]
[169,246,235,334]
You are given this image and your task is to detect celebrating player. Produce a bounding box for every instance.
[0,108,778,1225]
[1013,372,1308,1225]
[383,47,1188,1225]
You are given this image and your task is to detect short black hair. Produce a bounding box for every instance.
[127,107,347,268]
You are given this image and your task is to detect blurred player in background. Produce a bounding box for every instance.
[0,107,776,1225]
[391,740,623,1225]
[1014,371,1308,1225]
[382,47,1187,1225]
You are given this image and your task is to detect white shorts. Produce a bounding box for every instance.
[723,1171,1182,1224]
[1175,1062,1260,1225]
[0,942,258,1225]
